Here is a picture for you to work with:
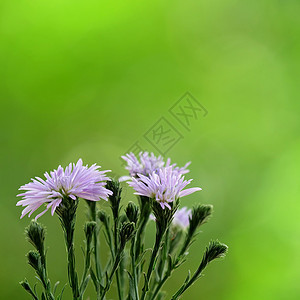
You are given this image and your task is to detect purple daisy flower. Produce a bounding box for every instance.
[120,152,190,181]
[17,159,112,220]
[128,166,201,209]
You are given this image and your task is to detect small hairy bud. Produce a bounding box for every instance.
[106,179,122,218]
[84,221,97,245]
[205,240,228,262]
[120,222,135,248]
[196,241,228,276]
[27,250,42,272]
[25,220,46,253]
[125,202,139,224]
[188,204,213,236]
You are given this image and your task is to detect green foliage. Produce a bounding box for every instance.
[19,185,227,300]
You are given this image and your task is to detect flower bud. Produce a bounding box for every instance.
[120,222,135,248]
[27,250,42,272]
[198,240,228,272]
[84,221,97,245]
[188,204,213,237]
[106,179,122,218]
[125,202,139,224]
[25,220,46,254]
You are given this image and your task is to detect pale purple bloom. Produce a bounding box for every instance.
[165,158,190,176]
[120,152,190,181]
[17,159,112,220]
[128,166,201,209]
[150,207,191,229]
[172,207,191,229]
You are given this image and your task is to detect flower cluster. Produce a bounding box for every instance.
[17,153,227,300]
[120,152,190,181]
[121,152,165,179]
[128,166,201,209]
[17,159,112,219]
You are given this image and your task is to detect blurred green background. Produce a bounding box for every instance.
[1,0,299,299]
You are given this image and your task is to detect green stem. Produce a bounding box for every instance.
[148,229,170,299]
[150,231,194,299]
[135,196,151,260]
[150,229,201,300]
[135,215,148,259]
[103,218,114,258]
[171,272,197,300]
[100,249,123,300]
[89,203,102,281]
[66,229,80,300]
[176,235,192,265]
[131,236,139,300]
[89,202,103,300]
[56,197,80,299]
[36,270,55,300]
[140,230,164,300]
[39,248,55,300]
[94,228,102,280]
[158,228,169,279]
[171,255,209,300]
[114,220,123,300]
[150,274,168,300]
[79,235,92,296]
[32,229,54,300]
[150,231,195,300]
[43,279,55,300]
[149,235,190,300]
[94,227,102,300]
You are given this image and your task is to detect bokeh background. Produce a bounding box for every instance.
[1,0,300,299]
